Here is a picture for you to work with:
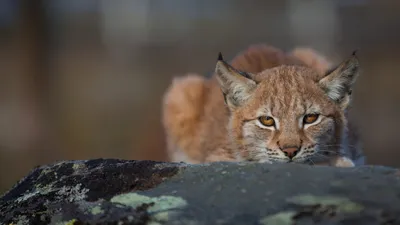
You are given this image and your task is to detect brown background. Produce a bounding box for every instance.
[0,0,399,194]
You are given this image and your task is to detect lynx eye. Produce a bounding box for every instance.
[303,114,319,124]
[258,116,275,127]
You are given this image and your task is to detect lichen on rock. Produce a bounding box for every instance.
[286,194,364,214]
[110,193,188,223]
[2,159,400,224]
[0,159,182,225]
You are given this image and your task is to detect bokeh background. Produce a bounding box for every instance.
[0,0,399,194]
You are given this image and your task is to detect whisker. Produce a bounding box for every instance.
[317,150,351,157]
[317,144,359,150]
[308,158,316,165]
[312,153,331,159]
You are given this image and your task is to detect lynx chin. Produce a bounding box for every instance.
[162,44,365,167]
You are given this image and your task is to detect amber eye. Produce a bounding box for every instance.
[303,114,319,124]
[258,116,275,127]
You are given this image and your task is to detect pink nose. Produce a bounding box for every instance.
[281,147,299,159]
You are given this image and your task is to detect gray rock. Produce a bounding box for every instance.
[1,159,400,225]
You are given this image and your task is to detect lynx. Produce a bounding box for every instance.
[162,44,365,167]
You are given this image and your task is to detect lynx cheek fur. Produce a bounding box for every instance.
[162,44,365,167]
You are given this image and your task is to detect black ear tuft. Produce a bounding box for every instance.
[352,49,359,56]
[218,52,224,61]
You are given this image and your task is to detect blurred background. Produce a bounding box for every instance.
[0,0,399,194]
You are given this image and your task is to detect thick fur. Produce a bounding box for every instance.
[162,44,364,167]
[162,74,208,163]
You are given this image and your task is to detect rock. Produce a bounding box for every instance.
[1,159,400,225]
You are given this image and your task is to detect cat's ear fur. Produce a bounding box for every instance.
[215,53,257,110]
[319,51,360,109]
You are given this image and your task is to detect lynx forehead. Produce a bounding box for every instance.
[162,44,364,167]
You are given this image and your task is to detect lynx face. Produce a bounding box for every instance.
[215,52,359,164]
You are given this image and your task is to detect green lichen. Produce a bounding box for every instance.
[152,211,171,222]
[41,184,54,192]
[110,193,187,223]
[72,164,87,174]
[54,219,77,225]
[286,194,364,214]
[147,222,163,225]
[72,164,80,170]
[34,181,52,190]
[65,219,77,225]
[110,193,187,213]
[15,190,40,203]
[57,183,89,202]
[41,167,52,175]
[90,206,104,215]
[259,211,296,225]
[18,183,55,204]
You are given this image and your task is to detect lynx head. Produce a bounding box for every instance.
[215,52,360,164]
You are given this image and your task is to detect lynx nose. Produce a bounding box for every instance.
[281,147,299,159]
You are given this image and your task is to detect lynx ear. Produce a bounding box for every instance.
[215,53,257,110]
[319,51,360,109]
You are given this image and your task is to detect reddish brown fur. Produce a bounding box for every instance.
[162,44,364,166]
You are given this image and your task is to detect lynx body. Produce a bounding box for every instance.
[162,45,365,167]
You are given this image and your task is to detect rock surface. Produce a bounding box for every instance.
[1,159,400,225]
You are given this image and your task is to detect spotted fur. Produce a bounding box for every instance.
[162,44,365,167]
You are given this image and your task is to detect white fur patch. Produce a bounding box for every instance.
[323,78,346,101]
[231,83,253,103]
[332,156,355,167]
[243,122,256,137]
